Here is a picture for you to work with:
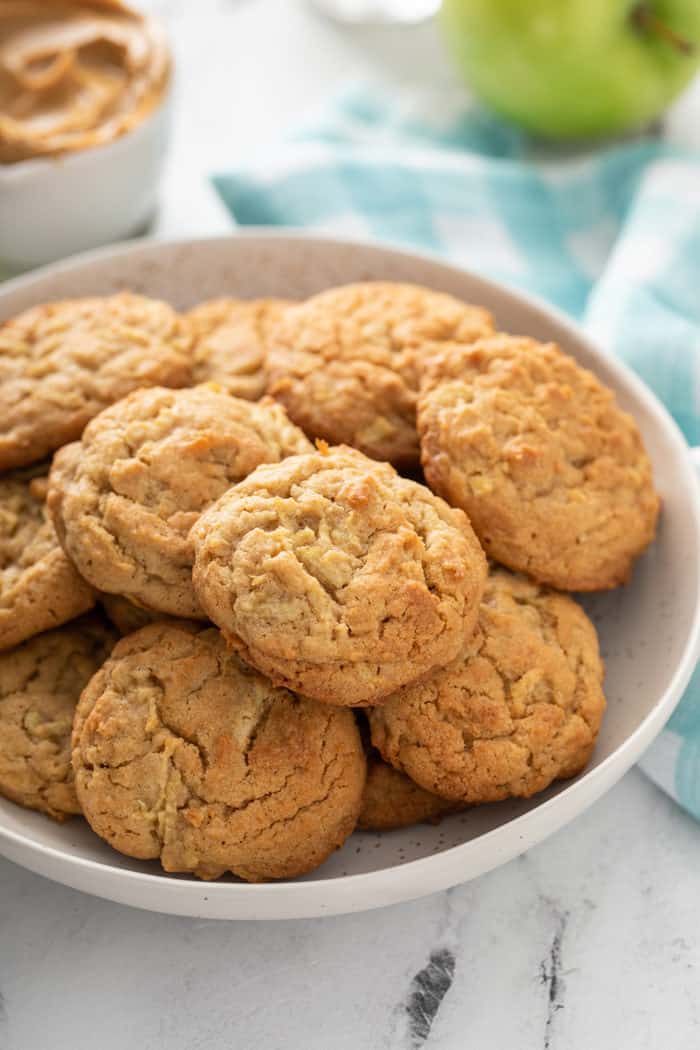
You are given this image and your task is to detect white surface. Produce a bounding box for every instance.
[4,770,700,1049]
[3,233,699,921]
[3,0,700,1043]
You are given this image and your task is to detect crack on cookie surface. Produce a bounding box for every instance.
[0,614,117,820]
[266,282,493,466]
[72,623,366,881]
[0,293,193,471]
[47,387,312,617]
[186,298,295,400]
[191,446,487,706]
[369,568,605,803]
[418,336,659,590]
[0,471,96,649]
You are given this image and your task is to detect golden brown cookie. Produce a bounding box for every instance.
[358,752,459,831]
[191,444,487,707]
[0,469,95,651]
[99,593,162,636]
[418,335,660,591]
[48,386,312,618]
[369,568,606,803]
[0,613,117,821]
[0,293,193,470]
[72,622,366,882]
[186,297,294,400]
[266,282,493,468]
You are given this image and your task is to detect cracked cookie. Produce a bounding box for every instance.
[266,282,493,468]
[369,568,606,803]
[72,622,366,882]
[0,292,193,471]
[48,385,313,618]
[417,335,660,591]
[191,444,487,706]
[0,469,95,651]
[358,751,459,831]
[186,297,294,400]
[0,613,117,821]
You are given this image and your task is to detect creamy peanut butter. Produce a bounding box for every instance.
[0,0,170,164]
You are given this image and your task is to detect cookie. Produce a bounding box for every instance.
[72,622,366,882]
[358,752,458,831]
[369,568,606,803]
[48,386,312,618]
[99,593,162,636]
[418,335,660,591]
[0,614,117,821]
[266,282,493,468]
[0,292,193,470]
[191,444,487,706]
[0,469,95,651]
[186,297,294,400]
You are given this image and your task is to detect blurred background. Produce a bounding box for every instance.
[143,0,700,236]
[3,0,700,268]
[147,0,475,239]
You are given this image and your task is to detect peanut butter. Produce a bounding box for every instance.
[0,0,170,164]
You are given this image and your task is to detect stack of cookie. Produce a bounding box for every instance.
[0,283,660,883]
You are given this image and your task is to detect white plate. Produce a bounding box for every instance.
[1,232,699,920]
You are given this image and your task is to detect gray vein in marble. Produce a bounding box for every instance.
[381,888,465,1050]
[403,948,456,1049]
[539,901,569,1050]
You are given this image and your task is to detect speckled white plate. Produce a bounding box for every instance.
[1,233,699,921]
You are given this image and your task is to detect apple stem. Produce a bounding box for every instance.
[632,4,695,55]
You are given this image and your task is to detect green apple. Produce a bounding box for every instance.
[440,0,700,139]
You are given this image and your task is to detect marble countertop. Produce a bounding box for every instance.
[3,771,700,1049]
[3,3,700,1047]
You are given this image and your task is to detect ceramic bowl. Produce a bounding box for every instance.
[0,92,171,272]
[0,233,698,920]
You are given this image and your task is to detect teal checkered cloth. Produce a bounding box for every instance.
[213,84,700,817]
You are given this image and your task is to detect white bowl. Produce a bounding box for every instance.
[0,232,698,920]
[0,92,171,272]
